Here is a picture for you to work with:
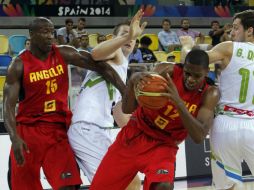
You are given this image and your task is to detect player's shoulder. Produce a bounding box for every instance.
[56,44,76,52]
[56,45,79,58]
[204,85,220,101]
[7,56,23,78]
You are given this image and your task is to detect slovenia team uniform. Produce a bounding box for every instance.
[67,55,128,182]
[210,42,254,188]
[11,46,82,190]
[90,64,211,190]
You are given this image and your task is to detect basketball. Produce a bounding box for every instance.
[135,74,169,110]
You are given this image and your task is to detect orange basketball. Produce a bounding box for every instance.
[135,74,169,110]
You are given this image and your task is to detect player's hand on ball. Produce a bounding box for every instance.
[160,73,181,105]
[130,72,154,89]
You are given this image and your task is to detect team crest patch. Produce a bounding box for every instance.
[61,172,72,179]
[157,169,169,174]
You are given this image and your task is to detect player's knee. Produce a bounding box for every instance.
[126,175,141,190]
[150,182,173,190]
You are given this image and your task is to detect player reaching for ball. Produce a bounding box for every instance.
[90,49,220,190]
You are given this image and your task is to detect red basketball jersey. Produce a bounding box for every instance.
[133,64,210,144]
[16,45,71,126]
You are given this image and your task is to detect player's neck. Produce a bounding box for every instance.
[30,46,50,61]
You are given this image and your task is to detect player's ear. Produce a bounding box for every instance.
[247,27,254,37]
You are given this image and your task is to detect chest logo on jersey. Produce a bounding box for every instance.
[154,101,197,130]
[29,64,64,83]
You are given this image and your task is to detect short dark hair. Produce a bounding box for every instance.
[140,36,152,46]
[113,20,131,35]
[162,18,171,25]
[97,34,106,43]
[136,39,140,43]
[78,18,86,22]
[211,20,219,26]
[181,18,189,24]
[233,10,254,34]
[65,19,73,25]
[24,39,30,45]
[185,49,209,69]
[29,17,53,33]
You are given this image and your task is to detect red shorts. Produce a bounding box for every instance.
[10,122,82,190]
[90,121,178,190]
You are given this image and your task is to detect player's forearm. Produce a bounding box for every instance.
[91,34,130,61]
[176,102,206,144]
[3,98,18,142]
[122,78,138,114]
[96,61,126,95]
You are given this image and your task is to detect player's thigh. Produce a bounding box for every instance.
[42,138,81,190]
[142,146,176,190]
[90,141,137,190]
[210,115,242,173]
[68,123,113,181]
[242,126,254,175]
[10,148,42,190]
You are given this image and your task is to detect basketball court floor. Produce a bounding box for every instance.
[173,177,254,189]
[77,177,254,190]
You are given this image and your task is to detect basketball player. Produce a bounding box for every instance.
[67,10,146,189]
[90,49,220,190]
[3,17,127,190]
[182,10,254,190]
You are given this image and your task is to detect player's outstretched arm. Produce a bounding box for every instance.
[59,46,126,95]
[91,9,147,62]
[207,41,233,68]
[161,75,220,144]
[3,57,29,166]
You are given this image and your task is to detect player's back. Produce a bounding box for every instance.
[218,42,254,117]
[71,56,128,127]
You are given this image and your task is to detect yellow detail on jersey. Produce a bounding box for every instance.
[44,100,56,112]
[29,64,64,83]
[154,115,169,129]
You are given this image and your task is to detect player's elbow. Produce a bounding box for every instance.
[190,134,205,144]
[91,49,101,61]
[192,137,203,144]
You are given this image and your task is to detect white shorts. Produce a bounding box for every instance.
[210,115,254,186]
[67,122,114,182]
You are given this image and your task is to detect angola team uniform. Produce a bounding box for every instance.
[90,64,211,190]
[11,46,82,190]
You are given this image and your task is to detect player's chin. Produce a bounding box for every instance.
[184,83,197,91]
[122,46,132,55]
[42,45,52,52]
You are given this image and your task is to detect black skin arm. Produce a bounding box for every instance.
[3,57,29,166]
[169,83,220,143]
[155,63,220,144]
[58,46,126,95]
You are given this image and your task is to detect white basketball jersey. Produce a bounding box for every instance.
[218,42,254,118]
[71,55,128,127]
